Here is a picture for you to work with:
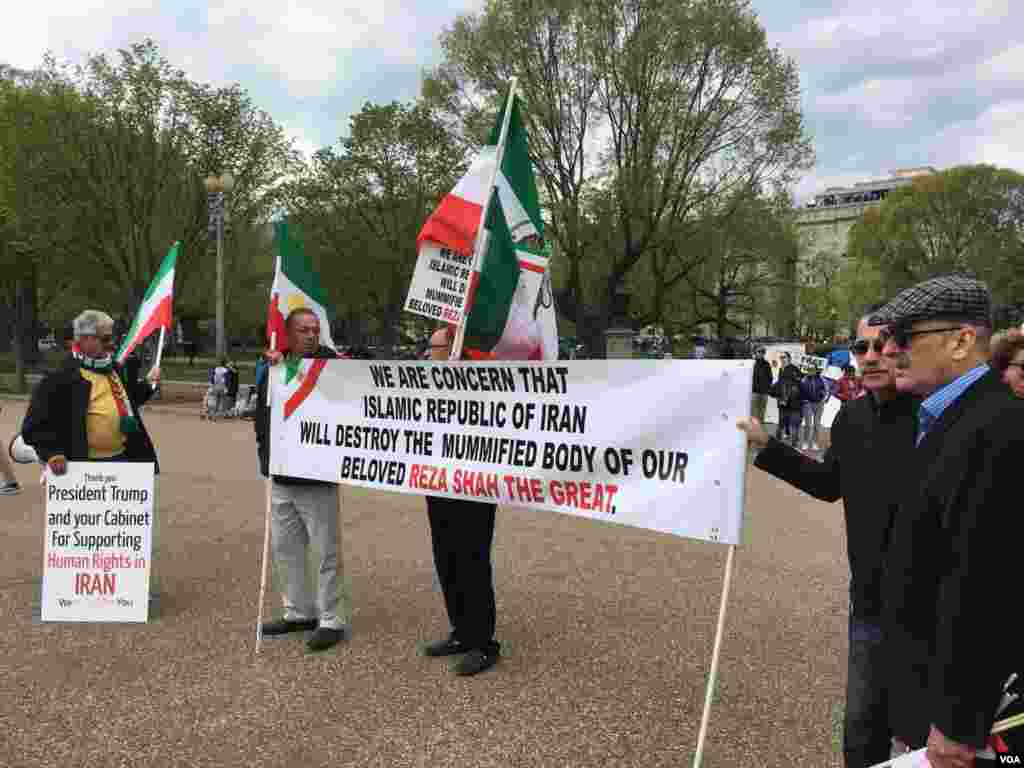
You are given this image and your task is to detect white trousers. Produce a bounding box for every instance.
[270,481,347,630]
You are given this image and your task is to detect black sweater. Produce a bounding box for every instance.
[754,392,919,620]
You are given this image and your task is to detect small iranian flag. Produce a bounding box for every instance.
[418,93,543,255]
[266,219,335,353]
[116,242,178,364]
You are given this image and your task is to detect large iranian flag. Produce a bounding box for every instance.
[418,94,543,255]
[116,242,178,364]
[266,220,335,353]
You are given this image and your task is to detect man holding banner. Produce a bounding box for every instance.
[257,308,348,652]
[738,309,919,768]
[419,324,502,676]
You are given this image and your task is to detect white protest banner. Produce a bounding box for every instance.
[866,748,930,767]
[404,243,472,324]
[42,462,154,622]
[270,359,751,545]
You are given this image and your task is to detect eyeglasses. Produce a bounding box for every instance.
[879,326,964,348]
[850,338,885,355]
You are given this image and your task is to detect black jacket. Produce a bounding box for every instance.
[255,346,337,485]
[755,392,918,621]
[752,358,773,395]
[881,370,1024,748]
[22,355,159,472]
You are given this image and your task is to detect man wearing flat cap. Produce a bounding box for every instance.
[872,274,1024,766]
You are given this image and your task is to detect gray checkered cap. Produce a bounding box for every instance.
[868,274,992,328]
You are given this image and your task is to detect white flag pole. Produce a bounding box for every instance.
[450,77,518,361]
[154,326,166,369]
[256,331,277,654]
[692,543,737,768]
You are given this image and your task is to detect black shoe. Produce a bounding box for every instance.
[454,648,499,676]
[422,635,468,657]
[261,618,317,636]
[307,626,346,652]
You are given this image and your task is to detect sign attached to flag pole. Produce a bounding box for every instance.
[403,244,473,324]
[116,242,178,364]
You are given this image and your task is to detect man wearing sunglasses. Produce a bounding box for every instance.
[737,304,919,768]
[22,309,161,477]
[869,274,1024,768]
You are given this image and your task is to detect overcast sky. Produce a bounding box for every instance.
[3,0,1021,202]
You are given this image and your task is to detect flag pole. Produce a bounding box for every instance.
[154,327,166,370]
[450,77,518,361]
[256,331,277,654]
[692,543,737,768]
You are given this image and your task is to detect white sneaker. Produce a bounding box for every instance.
[0,481,21,495]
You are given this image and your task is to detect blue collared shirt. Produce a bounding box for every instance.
[916,364,989,445]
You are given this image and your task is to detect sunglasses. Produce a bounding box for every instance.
[878,326,963,348]
[850,338,885,355]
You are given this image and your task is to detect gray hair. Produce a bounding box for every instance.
[73,310,114,340]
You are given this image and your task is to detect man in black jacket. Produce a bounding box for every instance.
[23,309,160,475]
[871,275,1024,767]
[738,310,918,768]
[751,347,773,425]
[255,308,348,652]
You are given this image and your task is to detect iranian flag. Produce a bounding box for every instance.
[418,93,543,256]
[266,219,335,353]
[116,242,178,364]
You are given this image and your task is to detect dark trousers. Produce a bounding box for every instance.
[426,496,498,652]
[844,616,890,768]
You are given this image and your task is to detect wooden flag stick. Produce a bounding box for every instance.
[692,543,737,768]
[256,332,277,654]
[154,326,166,370]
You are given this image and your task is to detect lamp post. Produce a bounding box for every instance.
[204,172,234,359]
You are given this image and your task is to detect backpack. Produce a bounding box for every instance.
[777,377,801,409]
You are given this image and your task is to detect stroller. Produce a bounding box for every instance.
[231,385,259,419]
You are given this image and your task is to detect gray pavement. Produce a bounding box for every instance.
[0,398,847,768]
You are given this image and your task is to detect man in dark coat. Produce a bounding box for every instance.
[22,309,160,475]
[872,274,1024,767]
[739,311,918,768]
[750,347,773,424]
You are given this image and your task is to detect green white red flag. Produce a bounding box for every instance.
[266,219,335,353]
[116,242,178,364]
[413,87,558,361]
[417,93,543,256]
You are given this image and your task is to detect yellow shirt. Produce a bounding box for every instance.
[79,369,127,459]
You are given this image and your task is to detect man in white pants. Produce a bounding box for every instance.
[255,308,347,652]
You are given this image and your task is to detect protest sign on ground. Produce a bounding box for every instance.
[269,359,751,545]
[41,462,155,622]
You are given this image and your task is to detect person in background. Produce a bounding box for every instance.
[798,361,829,452]
[0,408,21,495]
[772,352,803,446]
[991,328,1024,399]
[833,365,862,402]
[751,347,773,425]
[209,358,230,419]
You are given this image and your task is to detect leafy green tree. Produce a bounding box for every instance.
[847,164,1024,325]
[424,0,813,353]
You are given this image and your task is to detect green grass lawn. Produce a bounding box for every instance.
[0,351,260,385]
